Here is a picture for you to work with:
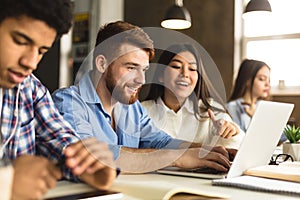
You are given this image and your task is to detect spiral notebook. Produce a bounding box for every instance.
[212,175,300,196]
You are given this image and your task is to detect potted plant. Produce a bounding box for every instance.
[282,124,300,161]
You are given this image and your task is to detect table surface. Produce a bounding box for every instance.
[45,146,299,199]
[44,172,300,200]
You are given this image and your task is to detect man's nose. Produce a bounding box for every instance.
[20,48,40,71]
[135,69,146,85]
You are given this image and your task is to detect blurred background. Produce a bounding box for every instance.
[35,0,300,125]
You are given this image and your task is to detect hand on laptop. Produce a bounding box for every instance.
[201,145,237,162]
[208,109,239,138]
[173,148,231,172]
[226,148,238,161]
[64,137,116,190]
[12,155,62,200]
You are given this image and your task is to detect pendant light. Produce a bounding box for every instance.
[161,0,191,30]
[243,0,272,18]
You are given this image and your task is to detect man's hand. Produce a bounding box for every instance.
[208,109,239,138]
[12,155,61,200]
[64,137,116,190]
[174,147,231,172]
[203,145,238,162]
[226,148,238,161]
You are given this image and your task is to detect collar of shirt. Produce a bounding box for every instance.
[156,97,194,116]
[79,71,102,104]
[78,71,112,123]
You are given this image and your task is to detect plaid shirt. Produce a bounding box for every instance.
[1,74,80,180]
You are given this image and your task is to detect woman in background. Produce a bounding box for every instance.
[227,59,271,132]
[140,44,244,149]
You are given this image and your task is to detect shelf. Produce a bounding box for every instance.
[271,87,300,96]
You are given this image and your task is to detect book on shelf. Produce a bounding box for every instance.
[212,161,300,195]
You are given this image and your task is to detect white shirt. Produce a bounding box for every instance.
[141,97,244,149]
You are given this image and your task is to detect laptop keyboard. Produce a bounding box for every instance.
[185,167,227,175]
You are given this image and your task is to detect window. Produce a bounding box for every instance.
[243,0,300,89]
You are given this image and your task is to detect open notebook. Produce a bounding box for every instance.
[157,101,294,179]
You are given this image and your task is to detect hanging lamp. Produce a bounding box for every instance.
[161,0,191,30]
[243,0,272,19]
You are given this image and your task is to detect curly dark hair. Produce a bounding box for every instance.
[0,0,74,39]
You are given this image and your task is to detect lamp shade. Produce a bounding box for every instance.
[244,0,272,13]
[161,5,191,30]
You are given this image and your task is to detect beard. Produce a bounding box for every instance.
[105,67,139,105]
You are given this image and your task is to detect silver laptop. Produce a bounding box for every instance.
[157,101,294,179]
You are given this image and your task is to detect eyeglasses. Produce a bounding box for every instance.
[269,154,294,165]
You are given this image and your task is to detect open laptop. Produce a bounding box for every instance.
[157,101,294,179]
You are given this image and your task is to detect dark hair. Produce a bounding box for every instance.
[141,43,226,119]
[93,21,154,69]
[229,59,270,101]
[0,0,74,39]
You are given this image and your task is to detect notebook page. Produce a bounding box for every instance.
[212,175,300,195]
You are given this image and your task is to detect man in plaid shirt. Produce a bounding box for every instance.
[0,0,116,199]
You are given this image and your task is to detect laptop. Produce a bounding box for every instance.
[157,101,294,179]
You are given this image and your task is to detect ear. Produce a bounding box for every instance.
[95,55,107,73]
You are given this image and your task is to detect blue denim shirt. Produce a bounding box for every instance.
[226,98,252,132]
[52,71,183,159]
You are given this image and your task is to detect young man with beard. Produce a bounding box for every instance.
[0,0,116,199]
[52,21,235,174]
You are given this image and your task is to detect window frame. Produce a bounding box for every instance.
[241,1,300,96]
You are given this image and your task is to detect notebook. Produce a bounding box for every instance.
[44,190,123,200]
[43,181,123,200]
[157,101,294,179]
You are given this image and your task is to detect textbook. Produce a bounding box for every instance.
[212,162,300,195]
[111,175,230,200]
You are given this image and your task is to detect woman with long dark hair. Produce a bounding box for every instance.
[140,44,244,148]
[227,59,271,132]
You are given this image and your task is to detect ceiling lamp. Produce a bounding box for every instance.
[243,0,272,18]
[161,0,191,30]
